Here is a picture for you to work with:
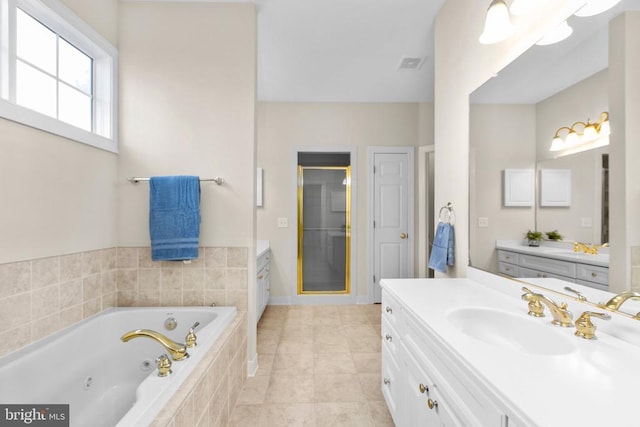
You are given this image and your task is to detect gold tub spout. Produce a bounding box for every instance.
[121,329,189,361]
[599,291,640,312]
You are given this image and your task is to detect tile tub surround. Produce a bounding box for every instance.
[0,246,248,358]
[0,248,118,358]
[116,247,249,311]
[229,304,394,427]
[151,311,248,427]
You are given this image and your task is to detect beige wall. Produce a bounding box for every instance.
[0,0,118,265]
[469,104,536,273]
[116,0,258,368]
[434,0,591,277]
[610,12,640,292]
[117,2,257,249]
[256,102,424,301]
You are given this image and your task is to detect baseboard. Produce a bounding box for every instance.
[357,295,371,304]
[267,296,292,305]
[247,353,259,377]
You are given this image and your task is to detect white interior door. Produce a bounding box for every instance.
[372,150,413,303]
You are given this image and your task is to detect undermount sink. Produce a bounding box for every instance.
[447,307,576,356]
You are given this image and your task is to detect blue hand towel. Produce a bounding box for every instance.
[149,176,201,261]
[447,224,455,267]
[428,222,453,273]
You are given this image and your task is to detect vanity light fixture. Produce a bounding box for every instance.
[536,20,573,46]
[575,0,622,17]
[509,0,536,16]
[549,111,610,156]
[479,0,514,44]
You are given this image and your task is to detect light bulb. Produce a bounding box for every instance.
[536,21,573,46]
[550,136,564,152]
[479,0,514,44]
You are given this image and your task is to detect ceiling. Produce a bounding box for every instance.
[471,0,640,104]
[254,0,446,103]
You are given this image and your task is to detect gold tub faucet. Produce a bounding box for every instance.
[521,287,573,327]
[599,291,640,317]
[121,329,189,361]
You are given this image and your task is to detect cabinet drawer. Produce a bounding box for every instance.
[518,254,576,278]
[497,250,519,264]
[576,279,608,291]
[498,261,518,277]
[382,317,400,359]
[257,250,270,272]
[577,263,608,286]
[381,290,402,334]
[518,266,575,282]
[381,343,401,425]
[403,312,505,426]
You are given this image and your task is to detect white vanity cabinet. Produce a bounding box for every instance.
[256,244,270,322]
[497,249,608,291]
[381,289,511,427]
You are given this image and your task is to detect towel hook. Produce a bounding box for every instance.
[438,202,455,224]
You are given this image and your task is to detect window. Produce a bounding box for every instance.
[0,0,118,152]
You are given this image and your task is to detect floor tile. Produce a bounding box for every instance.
[314,373,365,403]
[228,404,262,426]
[261,403,316,427]
[314,402,372,427]
[265,373,314,403]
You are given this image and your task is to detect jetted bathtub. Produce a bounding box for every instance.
[0,306,237,427]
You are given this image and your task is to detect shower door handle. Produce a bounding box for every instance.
[400,233,408,239]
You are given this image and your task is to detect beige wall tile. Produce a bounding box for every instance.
[183,269,204,290]
[138,289,160,306]
[0,261,30,299]
[138,248,159,269]
[83,298,102,318]
[31,257,60,289]
[139,269,161,289]
[227,247,248,268]
[82,250,102,276]
[0,293,31,331]
[59,305,82,329]
[32,284,60,319]
[205,269,226,290]
[101,248,117,271]
[161,269,183,292]
[83,274,102,301]
[102,270,117,294]
[117,247,139,269]
[60,279,82,309]
[205,248,226,268]
[31,314,60,342]
[0,324,31,358]
[60,254,82,282]
[117,269,138,292]
[183,290,204,306]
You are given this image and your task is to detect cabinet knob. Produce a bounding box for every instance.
[427,398,438,410]
[385,334,392,342]
[383,378,391,385]
[419,383,428,394]
[258,275,264,280]
[400,233,408,239]
[592,272,598,277]
[385,306,393,314]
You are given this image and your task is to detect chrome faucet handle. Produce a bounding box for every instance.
[564,286,587,302]
[574,311,611,340]
[185,321,200,348]
[156,354,172,377]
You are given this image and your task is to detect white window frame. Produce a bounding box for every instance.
[0,0,118,153]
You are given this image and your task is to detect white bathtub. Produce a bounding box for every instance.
[0,306,237,427]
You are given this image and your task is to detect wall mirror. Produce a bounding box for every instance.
[469,1,640,314]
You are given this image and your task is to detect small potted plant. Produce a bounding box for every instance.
[525,230,543,247]
[546,230,563,241]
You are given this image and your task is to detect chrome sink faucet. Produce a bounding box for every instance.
[121,329,189,361]
[521,287,573,327]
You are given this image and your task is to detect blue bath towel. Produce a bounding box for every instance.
[428,222,455,273]
[149,176,201,261]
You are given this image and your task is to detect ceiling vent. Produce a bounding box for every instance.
[398,56,425,71]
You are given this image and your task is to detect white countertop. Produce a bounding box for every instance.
[381,277,640,426]
[257,240,270,257]
[497,240,609,267]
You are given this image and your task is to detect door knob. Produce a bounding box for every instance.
[400,233,408,239]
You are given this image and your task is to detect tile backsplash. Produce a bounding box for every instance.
[0,246,248,358]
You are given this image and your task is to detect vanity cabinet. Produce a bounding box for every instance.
[497,249,608,291]
[381,290,511,426]
[256,248,270,322]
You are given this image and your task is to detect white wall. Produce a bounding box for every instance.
[469,104,536,273]
[0,0,118,264]
[256,102,424,302]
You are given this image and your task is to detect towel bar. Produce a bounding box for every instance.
[128,177,224,185]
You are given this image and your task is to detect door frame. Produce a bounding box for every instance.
[367,147,415,303]
[291,147,358,305]
[418,145,435,278]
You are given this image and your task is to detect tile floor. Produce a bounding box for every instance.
[228,304,394,426]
